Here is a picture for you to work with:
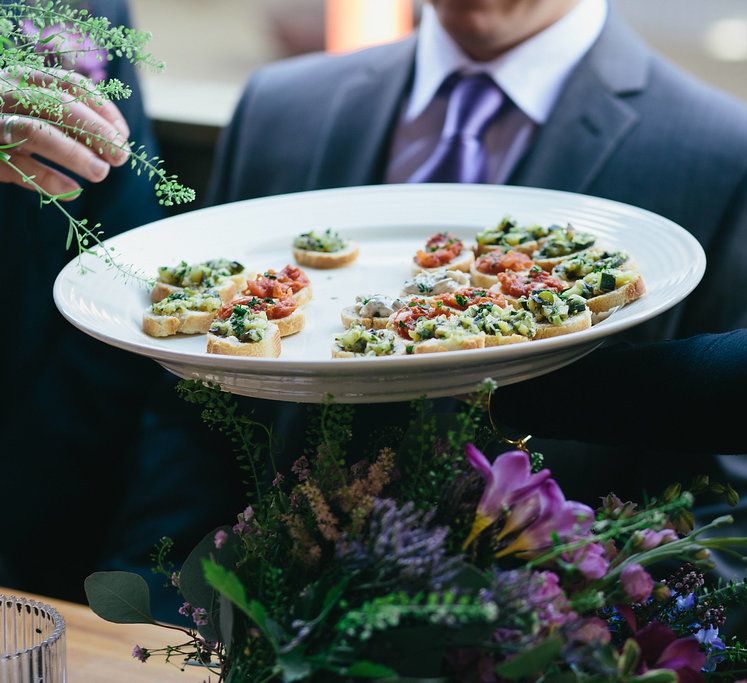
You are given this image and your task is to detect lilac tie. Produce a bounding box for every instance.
[408,72,503,184]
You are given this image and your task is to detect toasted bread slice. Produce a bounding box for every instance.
[413,333,486,354]
[143,310,217,337]
[293,285,313,307]
[293,243,359,269]
[274,308,306,337]
[206,326,281,357]
[470,261,499,288]
[412,249,475,276]
[151,274,245,305]
[331,339,404,358]
[533,309,592,339]
[483,333,532,347]
[583,275,646,314]
[340,306,390,330]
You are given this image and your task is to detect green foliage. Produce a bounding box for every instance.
[0,0,195,279]
[84,571,156,625]
[494,637,562,680]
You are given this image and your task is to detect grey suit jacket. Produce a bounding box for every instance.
[208,14,747,341]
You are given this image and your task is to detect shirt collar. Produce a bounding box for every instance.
[407,0,608,125]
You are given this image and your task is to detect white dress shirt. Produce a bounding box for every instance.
[385,0,608,184]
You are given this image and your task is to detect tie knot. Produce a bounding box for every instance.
[442,72,503,141]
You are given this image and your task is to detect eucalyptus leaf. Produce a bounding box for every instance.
[84,571,156,625]
[219,594,234,657]
[494,637,562,680]
[277,652,312,682]
[179,526,235,641]
[343,661,398,678]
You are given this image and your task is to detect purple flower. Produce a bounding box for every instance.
[22,21,108,82]
[635,622,705,681]
[566,542,609,580]
[676,592,696,611]
[272,472,285,487]
[192,607,208,627]
[131,645,149,663]
[233,505,254,535]
[696,626,726,672]
[178,601,191,618]
[214,530,228,549]
[464,445,595,558]
[463,445,550,548]
[621,564,654,603]
[638,528,678,550]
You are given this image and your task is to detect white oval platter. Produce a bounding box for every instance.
[54,184,705,403]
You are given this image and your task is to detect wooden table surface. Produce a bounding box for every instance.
[1,587,207,682]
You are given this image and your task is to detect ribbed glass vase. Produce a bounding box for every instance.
[0,595,66,683]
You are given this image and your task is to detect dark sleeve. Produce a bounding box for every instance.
[80,0,165,234]
[492,331,747,454]
[205,74,263,207]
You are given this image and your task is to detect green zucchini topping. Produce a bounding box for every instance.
[157,259,244,288]
[520,289,587,326]
[409,314,480,342]
[552,250,630,280]
[151,289,221,316]
[563,269,639,299]
[335,324,397,356]
[209,306,270,343]
[475,216,549,247]
[461,303,537,338]
[534,225,596,259]
[293,228,347,253]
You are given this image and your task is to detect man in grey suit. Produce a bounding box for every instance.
[204,0,747,489]
[104,0,747,617]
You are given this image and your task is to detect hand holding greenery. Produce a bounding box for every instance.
[86,380,747,682]
[0,0,194,278]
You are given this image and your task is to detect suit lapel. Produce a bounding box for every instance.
[509,14,651,193]
[307,36,416,189]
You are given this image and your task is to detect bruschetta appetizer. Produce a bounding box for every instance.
[293,228,359,269]
[400,269,470,297]
[412,232,474,274]
[341,294,409,330]
[143,289,222,338]
[408,314,485,354]
[460,302,536,346]
[551,249,632,282]
[387,298,454,339]
[152,259,248,304]
[332,324,401,358]
[218,294,304,337]
[433,286,508,311]
[244,265,312,307]
[518,289,591,339]
[561,269,645,314]
[475,217,549,256]
[532,225,596,270]
[470,250,536,288]
[207,307,281,357]
[491,265,569,305]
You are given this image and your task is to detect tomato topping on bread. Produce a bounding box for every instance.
[219,295,298,321]
[475,251,534,275]
[415,232,464,268]
[389,299,454,340]
[496,267,568,299]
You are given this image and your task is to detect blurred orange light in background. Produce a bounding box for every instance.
[326,0,413,53]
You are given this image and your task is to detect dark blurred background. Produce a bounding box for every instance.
[127,0,747,215]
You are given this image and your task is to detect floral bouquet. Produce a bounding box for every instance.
[86,380,747,682]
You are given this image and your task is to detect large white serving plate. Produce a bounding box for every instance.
[54,184,705,403]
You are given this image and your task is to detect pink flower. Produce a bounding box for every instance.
[621,563,654,603]
[534,571,562,601]
[463,445,594,558]
[638,528,678,550]
[567,542,609,579]
[635,623,705,682]
[192,607,209,627]
[214,530,228,549]
[571,617,611,644]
